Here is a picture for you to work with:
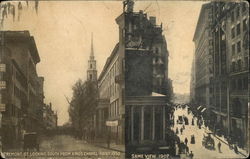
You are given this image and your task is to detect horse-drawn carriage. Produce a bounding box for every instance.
[202,133,215,150]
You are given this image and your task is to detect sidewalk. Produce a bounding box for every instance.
[202,126,248,157]
[94,142,125,153]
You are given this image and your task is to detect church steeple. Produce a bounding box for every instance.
[90,32,94,59]
[87,33,97,81]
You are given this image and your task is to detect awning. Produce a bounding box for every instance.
[197,106,202,110]
[201,108,207,113]
[106,120,118,127]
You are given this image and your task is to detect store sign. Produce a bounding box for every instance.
[0,64,6,72]
[0,81,6,89]
[0,104,5,112]
[106,120,118,127]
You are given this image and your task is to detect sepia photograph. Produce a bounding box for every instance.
[0,0,249,159]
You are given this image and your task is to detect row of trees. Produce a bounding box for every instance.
[68,80,98,138]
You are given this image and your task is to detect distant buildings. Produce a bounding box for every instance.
[192,2,249,150]
[0,31,57,150]
[43,103,58,130]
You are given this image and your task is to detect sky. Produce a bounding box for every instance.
[1,0,205,125]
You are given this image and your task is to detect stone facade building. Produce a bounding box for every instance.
[0,31,57,150]
[124,0,173,156]
[0,31,43,149]
[192,2,249,150]
[96,13,125,144]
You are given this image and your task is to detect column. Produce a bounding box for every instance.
[152,106,155,140]
[131,106,134,142]
[163,106,166,140]
[141,106,144,141]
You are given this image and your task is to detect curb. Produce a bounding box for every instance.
[202,126,248,157]
[94,144,125,153]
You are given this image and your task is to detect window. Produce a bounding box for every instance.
[209,40,213,45]
[232,44,236,55]
[232,62,236,72]
[231,79,236,90]
[231,27,235,38]
[236,23,241,35]
[90,64,92,69]
[237,41,241,53]
[155,48,159,54]
[237,59,242,70]
[243,19,247,31]
[243,77,248,89]
[236,7,240,18]
[209,87,213,93]
[222,34,225,40]
[231,11,234,22]
[242,3,247,12]
[238,79,242,90]
[245,57,249,69]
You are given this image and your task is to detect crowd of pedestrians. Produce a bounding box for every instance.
[174,103,243,158]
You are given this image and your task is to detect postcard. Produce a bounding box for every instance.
[0,0,249,159]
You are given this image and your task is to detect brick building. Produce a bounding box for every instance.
[0,31,44,149]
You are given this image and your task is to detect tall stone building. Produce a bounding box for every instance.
[0,31,44,150]
[124,0,174,157]
[192,1,249,150]
[224,2,248,149]
[193,3,214,114]
[96,13,125,144]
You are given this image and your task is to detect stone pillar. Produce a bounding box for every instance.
[131,106,134,142]
[152,106,155,140]
[141,106,144,141]
[163,106,166,140]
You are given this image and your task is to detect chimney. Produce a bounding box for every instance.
[149,16,156,25]
[49,103,52,109]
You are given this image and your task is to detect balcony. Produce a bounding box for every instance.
[230,65,248,74]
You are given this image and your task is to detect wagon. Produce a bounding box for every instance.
[23,132,39,151]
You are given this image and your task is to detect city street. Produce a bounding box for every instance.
[39,135,124,159]
[172,106,245,159]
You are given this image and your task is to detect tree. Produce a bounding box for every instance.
[68,79,98,138]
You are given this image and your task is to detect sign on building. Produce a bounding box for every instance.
[0,104,5,112]
[0,81,6,89]
[106,120,118,127]
[0,64,6,72]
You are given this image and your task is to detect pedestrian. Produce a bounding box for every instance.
[185,137,188,145]
[191,135,195,144]
[107,130,111,148]
[218,141,221,153]
[234,145,238,154]
[186,145,189,154]
[189,151,194,159]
